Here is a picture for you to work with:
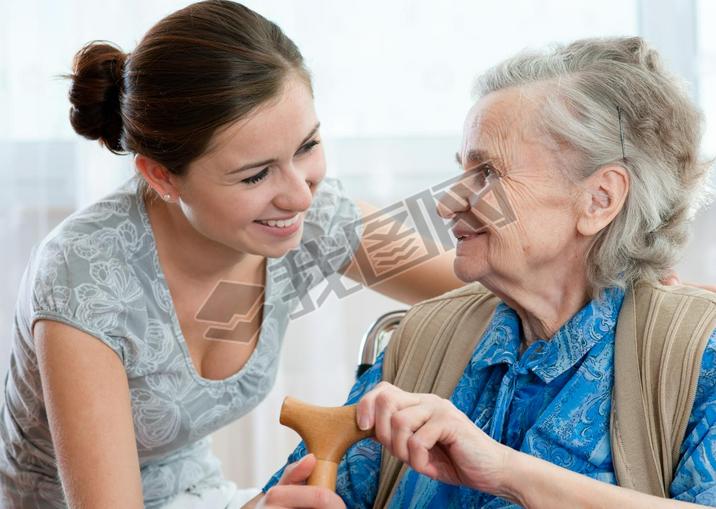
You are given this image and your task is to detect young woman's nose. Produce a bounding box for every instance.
[274,166,314,212]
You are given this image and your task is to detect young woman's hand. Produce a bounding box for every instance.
[660,271,716,292]
[254,454,346,509]
[355,382,512,496]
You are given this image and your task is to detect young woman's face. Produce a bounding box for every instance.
[173,75,326,258]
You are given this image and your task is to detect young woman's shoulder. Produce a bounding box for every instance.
[302,177,361,239]
[270,177,363,301]
[27,176,146,360]
[299,176,363,267]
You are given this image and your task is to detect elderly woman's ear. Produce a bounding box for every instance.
[575,164,630,237]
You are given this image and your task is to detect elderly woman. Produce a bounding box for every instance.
[251,36,716,508]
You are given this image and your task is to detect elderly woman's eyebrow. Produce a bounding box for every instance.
[455,149,499,168]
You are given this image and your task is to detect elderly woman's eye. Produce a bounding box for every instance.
[480,164,497,178]
[471,164,498,187]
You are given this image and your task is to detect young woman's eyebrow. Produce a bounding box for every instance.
[226,122,321,175]
[298,122,321,148]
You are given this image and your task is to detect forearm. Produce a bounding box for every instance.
[502,449,709,509]
[365,249,463,304]
[685,282,716,293]
[349,200,464,304]
[241,492,263,508]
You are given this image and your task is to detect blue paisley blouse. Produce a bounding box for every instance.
[266,287,716,507]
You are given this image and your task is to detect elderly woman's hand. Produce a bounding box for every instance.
[355,383,713,509]
[252,454,346,509]
[356,382,512,496]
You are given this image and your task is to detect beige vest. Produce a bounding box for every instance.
[373,281,716,507]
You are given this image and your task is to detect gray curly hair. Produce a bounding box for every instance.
[474,36,712,296]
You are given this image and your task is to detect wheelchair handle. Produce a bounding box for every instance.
[358,310,407,368]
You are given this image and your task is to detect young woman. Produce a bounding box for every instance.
[0,2,461,508]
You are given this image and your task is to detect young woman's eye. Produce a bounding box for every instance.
[297,139,320,155]
[241,168,269,184]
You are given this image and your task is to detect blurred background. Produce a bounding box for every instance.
[1,0,714,490]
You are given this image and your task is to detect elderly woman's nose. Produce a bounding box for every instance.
[437,185,472,219]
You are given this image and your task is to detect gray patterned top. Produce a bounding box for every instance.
[0,174,362,508]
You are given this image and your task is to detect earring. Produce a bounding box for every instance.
[163,193,171,201]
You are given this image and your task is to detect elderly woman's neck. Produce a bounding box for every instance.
[482,273,591,348]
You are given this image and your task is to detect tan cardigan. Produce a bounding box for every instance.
[372,281,716,507]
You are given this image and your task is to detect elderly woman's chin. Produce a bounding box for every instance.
[453,247,491,283]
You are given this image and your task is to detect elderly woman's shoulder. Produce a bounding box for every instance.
[638,280,716,304]
[416,282,496,306]
[384,282,501,373]
[397,282,500,330]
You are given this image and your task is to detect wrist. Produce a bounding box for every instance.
[494,447,532,508]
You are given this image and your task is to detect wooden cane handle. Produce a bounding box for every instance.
[280,396,374,490]
[307,459,339,489]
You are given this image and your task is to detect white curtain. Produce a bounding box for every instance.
[2,0,713,490]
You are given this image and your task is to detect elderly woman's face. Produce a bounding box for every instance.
[442,87,583,285]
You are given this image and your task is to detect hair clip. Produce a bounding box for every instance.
[616,105,626,161]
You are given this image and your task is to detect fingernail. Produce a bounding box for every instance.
[358,414,369,431]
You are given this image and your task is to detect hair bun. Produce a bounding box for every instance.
[68,41,127,154]
[620,37,664,73]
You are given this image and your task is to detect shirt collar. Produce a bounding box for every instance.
[470,302,522,370]
[470,287,625,383]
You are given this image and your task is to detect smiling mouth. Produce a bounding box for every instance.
[454,228,488,241]
[254,214,300,228]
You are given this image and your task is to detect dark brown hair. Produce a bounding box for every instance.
[68,0,311,199]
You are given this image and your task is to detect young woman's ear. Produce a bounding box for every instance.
[134,155,181,201]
